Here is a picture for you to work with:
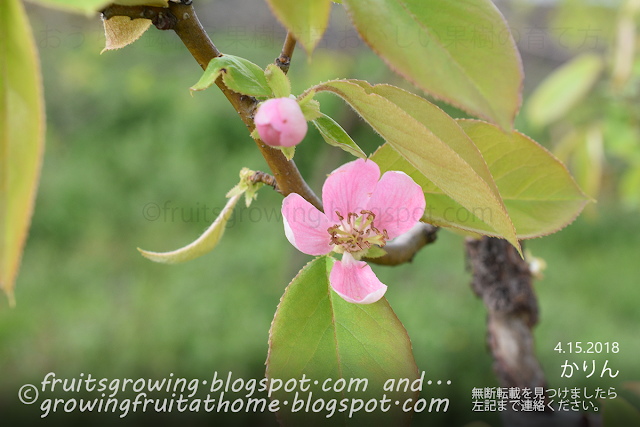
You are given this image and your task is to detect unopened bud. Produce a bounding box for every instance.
[255,98,308,147]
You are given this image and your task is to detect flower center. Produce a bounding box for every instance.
[327,210,388,256]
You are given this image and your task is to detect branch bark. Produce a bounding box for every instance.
[466,237,545,389]
[466,237,590,427]
[101,2,438,265]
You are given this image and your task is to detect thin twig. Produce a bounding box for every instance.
[276,32,296,74]
[250,171,279,192]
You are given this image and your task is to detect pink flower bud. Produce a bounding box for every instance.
[255,98,308,147]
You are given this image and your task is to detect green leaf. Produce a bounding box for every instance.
[314,79,520,252]
[267,256,418,426]
[137,194,241,264]
[297,89,316,106]
[265,0,332,55]
[603,396,640,427]
[102,16,152,53]
[299,99,322,121]
[190,54,272,98]
[1,0,46,305]
[313,113,366,159]
[279,146,295,161]
[372,120,590,239]
[526,54,604,127]
[26,0,167,14]
[264,64,291,98]
[341,0,523,131]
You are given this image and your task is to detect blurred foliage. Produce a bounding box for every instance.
[0,1,639,426]
[523,0,640,212]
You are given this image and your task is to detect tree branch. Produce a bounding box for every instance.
[101,2,437,265]
[365,223,438,265]
[276,32,296,74]
[465,237,591,427]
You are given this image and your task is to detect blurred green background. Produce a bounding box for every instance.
[1,0,639,425]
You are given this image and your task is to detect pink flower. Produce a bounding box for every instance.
[282,159,426,304]
[255,98,308,147]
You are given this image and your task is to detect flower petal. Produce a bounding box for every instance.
[366,171,426,240]
[322,158,380,222]
[282,193,333,256]
[329,253,387,304]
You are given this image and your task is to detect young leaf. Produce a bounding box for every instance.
[264,64,291,98]
[314,79,520,253]
[341,0,523,131]
[299,99,322,121]
[226,167,265,208]
[1,0,46,305]
[279,146,295,161]
[26,0,168,14]
[137,194,241,264]
[102,16,152,53]
[267,256,418,427]
[190,54,272,98]
[312,113,366,159]
[264,0,332,55]
[526,54,603,127]
[372,120,590,239]
[297,89,316,106]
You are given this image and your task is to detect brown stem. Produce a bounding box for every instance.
[365,223,437,265]
[250,171,278,192]
[276,32,296,74]
[102,5,163,20]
